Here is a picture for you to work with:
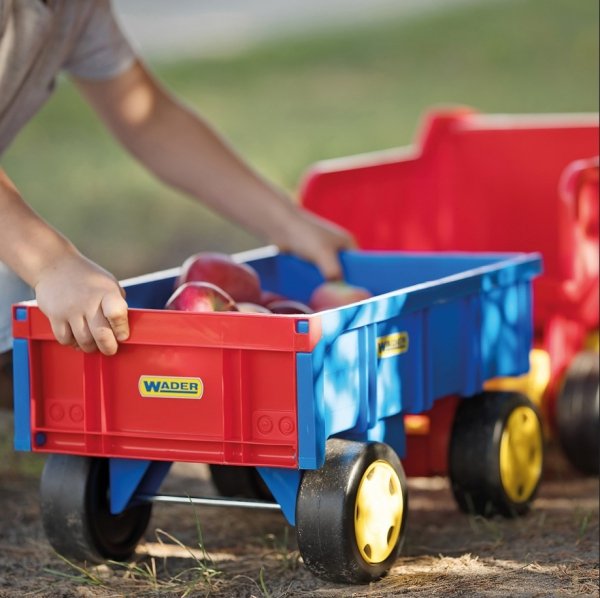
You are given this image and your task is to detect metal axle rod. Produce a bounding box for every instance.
[137,493,282,511]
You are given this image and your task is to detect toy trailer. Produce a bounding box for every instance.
[300,108,599,475]
[13,247,542,583]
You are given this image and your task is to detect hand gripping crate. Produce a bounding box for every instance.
[13,247,542,583]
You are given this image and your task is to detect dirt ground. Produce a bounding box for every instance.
[0,410,598,598]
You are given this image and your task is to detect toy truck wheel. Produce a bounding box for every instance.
[556,351,599,475]
[449,391,543,517]
[296,439,407,584]
[40,455,152,563]
[209,465,273,500]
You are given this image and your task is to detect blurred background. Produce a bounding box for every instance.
[2,0,598,279]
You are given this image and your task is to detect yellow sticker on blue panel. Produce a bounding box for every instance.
[377,332,409,358]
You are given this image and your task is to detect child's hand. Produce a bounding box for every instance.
[275,208,357,280]
[34,252,129,356]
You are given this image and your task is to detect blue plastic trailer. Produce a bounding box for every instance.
[13,247,543,583]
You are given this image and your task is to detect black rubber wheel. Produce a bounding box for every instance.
[296,439,408,584]
[40,455,152,563]
[209,464,273,500]
[449,391,543,518]
[556,351,599,475]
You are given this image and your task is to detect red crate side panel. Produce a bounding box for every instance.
[106,344,225,437]
[30,339,299,467]
[125,309,321,352]
[33,433,296,466]
[22,306,319,352]
[246,350,298,443]
[31,342,85,435]
[222,348,243,462]
[221,348,298,464]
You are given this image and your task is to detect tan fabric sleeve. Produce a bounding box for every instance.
[62,0,136,80]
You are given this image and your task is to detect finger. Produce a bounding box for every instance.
[69,317,97,353]
[101,291,129,343]
[49,319,77,348]
[323,231,357,279]
[316,251,344,281]
[87,307,119,356]
[342,232,358,250]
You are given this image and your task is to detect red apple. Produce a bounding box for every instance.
[165,282,238,313]
[309,281,372,311]
[259,290,286,307]
[267,299,314,314]
[236,302,272,314]
[177,252,261,303]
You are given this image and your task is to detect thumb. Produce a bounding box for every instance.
[101,290,129,342]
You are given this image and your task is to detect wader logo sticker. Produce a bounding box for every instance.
[377,332,409,358]
[139,376,204,399]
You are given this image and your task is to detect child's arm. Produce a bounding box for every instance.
[0,169,129,355]
[74,61,355,280]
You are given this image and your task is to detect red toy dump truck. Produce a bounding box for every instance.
[300,108,599,476]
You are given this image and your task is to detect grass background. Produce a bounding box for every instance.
[2,0,598,279]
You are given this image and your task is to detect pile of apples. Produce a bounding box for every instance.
[165,252,372,314]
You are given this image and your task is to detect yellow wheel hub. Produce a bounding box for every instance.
[354,460,404,564]
[484,349,551,409]
[499,406,543,503]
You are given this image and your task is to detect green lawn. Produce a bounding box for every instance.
[3,0,598,278]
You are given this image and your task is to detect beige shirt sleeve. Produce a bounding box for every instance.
[62,0,136,80]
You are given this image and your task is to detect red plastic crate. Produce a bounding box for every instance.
[13,300,321,468]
